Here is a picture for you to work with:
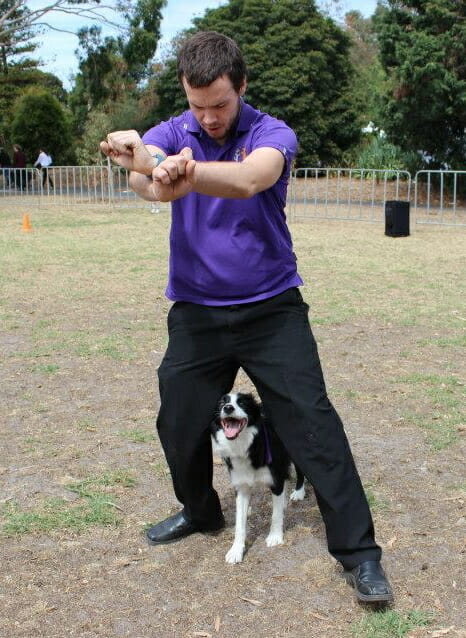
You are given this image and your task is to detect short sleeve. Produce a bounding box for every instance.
[251,118,298,174]
[142,120,177,155]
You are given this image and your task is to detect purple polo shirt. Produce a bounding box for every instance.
[142,100,303,305]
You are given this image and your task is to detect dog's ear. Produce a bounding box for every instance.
[241,392,257,407]
[241,393,262,423]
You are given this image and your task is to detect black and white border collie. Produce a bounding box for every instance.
[211,392,305,564]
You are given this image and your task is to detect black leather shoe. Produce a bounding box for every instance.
[146,510,225,546]
[344,560,394,603]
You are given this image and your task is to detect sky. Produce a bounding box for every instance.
[30,0,378,89]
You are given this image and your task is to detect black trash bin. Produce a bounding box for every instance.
[385,200,410,237]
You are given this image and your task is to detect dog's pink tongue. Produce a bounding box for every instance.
[222,419,243,439]
[225,423,241,439]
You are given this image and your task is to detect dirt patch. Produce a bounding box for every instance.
[1,208,465,637]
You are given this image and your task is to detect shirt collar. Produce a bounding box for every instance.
[235,100,257,133]
[185,99,257,138]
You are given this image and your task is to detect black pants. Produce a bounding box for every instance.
[157,288,381,569]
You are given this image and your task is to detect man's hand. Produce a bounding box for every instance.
[100,130,155,175]
[151,147,197,201]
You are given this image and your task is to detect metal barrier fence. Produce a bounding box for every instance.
[289,168,466,227]
[0,164,167,212]
[1,167,42,199]
[414,170,466,227]
[2,164,465,227]
[288,168,412,223]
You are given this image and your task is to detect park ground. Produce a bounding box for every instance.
[0,205,465,638]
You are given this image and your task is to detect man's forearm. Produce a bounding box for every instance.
[147,160,257,202]
[129,171,157,201]
[128,146,284,202]
[189,148,284,199]
[190,162,256,199]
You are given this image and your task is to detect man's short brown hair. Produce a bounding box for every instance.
[177,31,247,92]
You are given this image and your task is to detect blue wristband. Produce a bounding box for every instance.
[152,153,165,167]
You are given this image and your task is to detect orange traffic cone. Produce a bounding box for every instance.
[22,214,32,232]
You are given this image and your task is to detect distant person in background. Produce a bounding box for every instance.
[0,146,11,188]
[13,144,28,189]
[34,148,54,189]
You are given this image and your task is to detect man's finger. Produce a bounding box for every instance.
[164,160,180,181]
[100,141,110,156]
[180,147,193,160]
[105,133,135,155]
[185,159,197,183]
[153,167,173,185]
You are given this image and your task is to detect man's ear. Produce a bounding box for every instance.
[239,79,247,97]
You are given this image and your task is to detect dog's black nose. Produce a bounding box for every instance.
[223,404,234,415]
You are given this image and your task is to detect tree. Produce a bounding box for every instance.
[0,67,66,148]
[121,0,166,84]
[10,88,73,164]
[77,85,159,164]
[0,1,125,45]
[154,0,361,167]
[69,0,165,138]
[69,25,120,132]
[374,0,466,169]
[343,10,386,127]
[0,0,37,75]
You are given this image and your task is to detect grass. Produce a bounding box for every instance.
[0,207,465,502]
[1,470,136,536]
[22,327,143,361]
[408,414,460,451]
[119,428,155,443]
[364,483,389,513]
[31,363,60,374]
[1,496,121,536]
[149,460,170,478]
[0,207,170,364]
[76,418,98,431]
[66,469,136,497]
[351,609,431,638]
[396,373,464,450]
[419,335,466,348]
[0,206,464,635]
[293,224,466,329]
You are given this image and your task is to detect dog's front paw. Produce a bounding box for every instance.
[225,543,245,564]
[289,486,305,501]
[265,532,283,547]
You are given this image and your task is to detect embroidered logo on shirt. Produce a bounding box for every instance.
[233,146,248,162]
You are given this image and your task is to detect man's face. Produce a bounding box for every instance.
[182,74,246,145]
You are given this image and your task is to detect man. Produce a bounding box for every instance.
[33,149,54,189]
[100,31,393,604]
[0,146,11,188]
[12,144,29,190]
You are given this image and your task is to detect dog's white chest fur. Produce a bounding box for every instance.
[213,425,274,489]
[229,456,274,490]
